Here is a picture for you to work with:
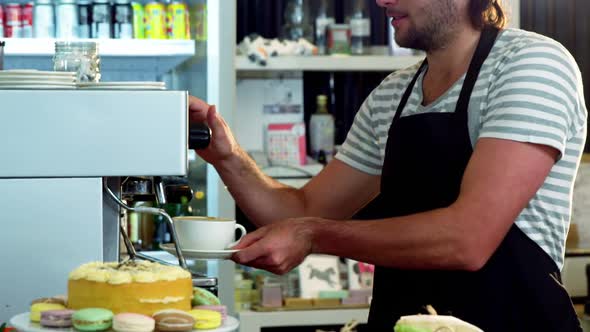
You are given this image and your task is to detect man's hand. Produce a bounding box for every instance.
[231,218,319,275]
[188,95,239,165]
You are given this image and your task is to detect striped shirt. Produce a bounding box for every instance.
[335,28,588,269]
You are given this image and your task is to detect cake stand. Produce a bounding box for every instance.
[10,313,240,332]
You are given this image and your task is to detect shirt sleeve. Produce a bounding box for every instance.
[335,93,383,175]
[479,40,587,158]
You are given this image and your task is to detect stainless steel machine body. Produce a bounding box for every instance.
[0,90,200,322]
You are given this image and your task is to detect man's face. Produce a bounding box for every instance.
[376,0,463,52]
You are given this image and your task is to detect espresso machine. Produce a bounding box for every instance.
[0,89,212,322]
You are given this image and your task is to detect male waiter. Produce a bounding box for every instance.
[189,0,587,330]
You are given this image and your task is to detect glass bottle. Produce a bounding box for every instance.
[349,0,371,55]
[55,0,79,39]
[53,41,101,82]
[281,0,312,41]
[314,0,334,55]
[309,94,335,163]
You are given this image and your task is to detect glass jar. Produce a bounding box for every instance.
[53,41,101,82]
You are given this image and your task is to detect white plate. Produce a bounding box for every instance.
[160,243,239,260]
[77,82,165,87]
[0,85,77,89]
[10,313,239,332]
[0,76,76,82]
[0,70,76,77]
[77,86,166,90]
[0,80,76,85]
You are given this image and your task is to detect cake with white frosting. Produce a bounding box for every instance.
[67,261,192,315]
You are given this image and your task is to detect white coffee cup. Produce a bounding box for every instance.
[173,216,247,251]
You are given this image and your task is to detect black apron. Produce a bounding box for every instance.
[363,26,582,331]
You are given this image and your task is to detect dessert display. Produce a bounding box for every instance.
[153,309,196,332]
[39,310,75,328]
[112,313,155,332]
[72,308,114,332]
[13,261,236,331]
[67,261,192,315]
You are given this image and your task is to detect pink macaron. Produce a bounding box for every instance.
[112,313,155,332]
[40,309,75,328]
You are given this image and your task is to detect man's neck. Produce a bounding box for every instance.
[425,25,482,82]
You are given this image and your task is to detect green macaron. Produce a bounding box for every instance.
[72,308,114,331]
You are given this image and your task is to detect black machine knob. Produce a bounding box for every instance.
[189,123,211,150]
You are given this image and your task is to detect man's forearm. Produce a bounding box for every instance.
[214,148,306,226]
[310,206,485,271]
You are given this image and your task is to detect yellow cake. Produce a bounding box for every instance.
[67,261,192,315]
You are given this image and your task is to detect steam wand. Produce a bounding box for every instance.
[103,179,188,270]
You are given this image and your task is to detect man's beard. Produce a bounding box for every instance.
[394,0,460,52]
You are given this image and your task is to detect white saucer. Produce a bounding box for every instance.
[160,243,239,260]
[11,312,239,332]
[77,81,165,87]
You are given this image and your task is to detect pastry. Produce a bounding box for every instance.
[153,309,195,332]
[187,309,222,330]
[394,314,484,332]
[112,313,155,332]
[29,303,67,322]
[72,308,114,331]
[31,296,67,307]
[40,309,75,328]
[192,305,227,323]
[191,287,220,306]
[72,308,114,332]
[68,261,192,315]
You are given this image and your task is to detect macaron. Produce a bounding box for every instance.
[40,309,75,328]
[72,308,114,331]
[191,287,220,306]
[152,309,195,332]
[187,309,222,330]
[30,303,67,322]
[31,296,67,307]
[192,305,227,323]
[112,313,155,332]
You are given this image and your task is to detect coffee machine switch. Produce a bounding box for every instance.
[189,123,211,150]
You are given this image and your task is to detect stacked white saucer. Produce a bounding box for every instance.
[0,70,77,89]
[77,81,166,90]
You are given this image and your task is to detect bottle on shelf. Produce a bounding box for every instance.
[309,94,335,164]
[77,0,92,38]
[113,0,133,39]
[56,0,79,38]
[314,0,334,55]
[281,0,313,41]
[349,0,371,55]
[33,0,55,38]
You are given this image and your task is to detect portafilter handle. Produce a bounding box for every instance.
[189,122,211,150]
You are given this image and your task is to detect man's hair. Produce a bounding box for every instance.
[469,0,508,29]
